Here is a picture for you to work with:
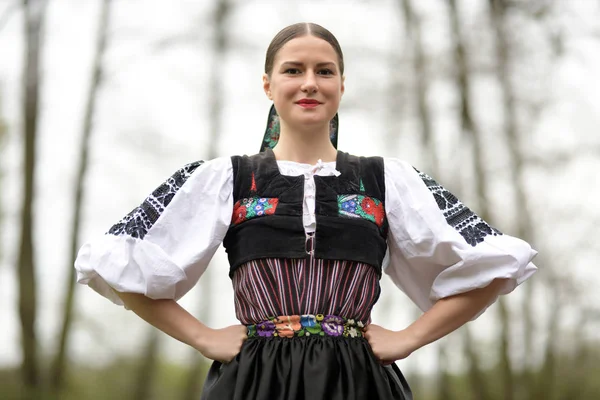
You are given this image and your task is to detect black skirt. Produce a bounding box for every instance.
[200,336,412,400]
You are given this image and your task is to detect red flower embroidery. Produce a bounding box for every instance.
[232,202,247,225]
[339,195,385,227]
[266,198,279,213]
[361,197,376,215]
[231,198,278,225]
[373,205,385,227]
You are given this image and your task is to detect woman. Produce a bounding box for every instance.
[75,22,537,400]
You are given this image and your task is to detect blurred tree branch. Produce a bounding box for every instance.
[134,329,161,400]
[18,0,48,397]
[50,0,113,394]
[447,1,495,399]
[182,0,232,398]
[0,93,6,270]
[400,0,437,172]
[525,145,600,168]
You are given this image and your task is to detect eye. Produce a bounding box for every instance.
[284,68,301,75]
[318,69,334,76]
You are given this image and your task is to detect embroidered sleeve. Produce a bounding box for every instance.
[108,161,204,239]
[414,169,502,246]
[382,158,537,317]
[74,157,234,306]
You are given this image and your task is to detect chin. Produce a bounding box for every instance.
[294,112,333,126]
[295,118,330,130]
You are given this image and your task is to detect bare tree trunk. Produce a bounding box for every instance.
[496,297,514,400]
[133,329,160,400]
[182,1,230,398]
[49,0,113,393]
[436,340,453,400]
[204,0,227,161]
[447,0,488,210]
[535,282,560,400]
[560,310,590,400]
[446,1,494,398]
[487,2,538,398]
[399,0,437,172]
[398,3,453,398]
[0,94,6,265]
[461,326,489,400]
[18,0,47,396]
[384,0,410,157]
[398,3,458,399]
[384,51,408,156]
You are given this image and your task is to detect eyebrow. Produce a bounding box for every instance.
[280,61,337,68]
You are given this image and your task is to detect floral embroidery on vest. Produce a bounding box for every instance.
[250,172,257,192]
[232,197,278,225]
[338,194,385,227]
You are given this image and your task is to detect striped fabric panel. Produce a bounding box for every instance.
[232,258,381,325]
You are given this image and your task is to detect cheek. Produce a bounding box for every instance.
[328,88,343,103]
[272,86,298,106]
[324,81,343,97]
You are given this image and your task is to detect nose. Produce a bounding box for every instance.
[301,71,318,93]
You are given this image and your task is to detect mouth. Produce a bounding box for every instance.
[296,99,321,108]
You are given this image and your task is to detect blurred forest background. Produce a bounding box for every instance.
[1,0,599,399]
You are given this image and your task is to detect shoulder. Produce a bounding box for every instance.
[171,156,233,193]
[197,156,233,171]
[382,157,416,173]
[340,154,419,178]
[338,151,385,172]
[180,156,233,180]
[382,157,427,186]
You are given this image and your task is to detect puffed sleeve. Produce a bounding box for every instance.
[74,156,233,306]
[383,157,537,315]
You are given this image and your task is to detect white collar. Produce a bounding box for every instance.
[276,159,341,177]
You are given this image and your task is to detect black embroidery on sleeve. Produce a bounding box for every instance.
[108,161,205,239]
[416,170,502,246]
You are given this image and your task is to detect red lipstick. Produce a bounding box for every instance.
[297,99,321,108]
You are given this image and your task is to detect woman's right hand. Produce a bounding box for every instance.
[196,325,248,363]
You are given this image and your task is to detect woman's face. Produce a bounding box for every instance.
[263,35,344,132]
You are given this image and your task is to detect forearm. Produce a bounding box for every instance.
[116,291,209,351]
[406,278,507,351]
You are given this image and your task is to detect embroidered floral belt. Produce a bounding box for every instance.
[246,314,365,338]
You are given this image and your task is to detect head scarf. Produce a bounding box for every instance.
[259,104,339,153]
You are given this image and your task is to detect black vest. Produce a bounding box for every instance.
[223,149,388,277]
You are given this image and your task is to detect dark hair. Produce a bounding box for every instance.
[264,22,345,76]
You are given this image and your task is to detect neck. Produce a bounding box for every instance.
[273,120,337,164]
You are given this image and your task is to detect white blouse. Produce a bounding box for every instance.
[75,156,537,313]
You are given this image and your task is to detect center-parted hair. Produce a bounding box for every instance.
[264,22,345,76]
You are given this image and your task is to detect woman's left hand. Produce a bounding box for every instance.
[364,324,418,365]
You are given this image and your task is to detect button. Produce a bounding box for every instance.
[305,236,314,254]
